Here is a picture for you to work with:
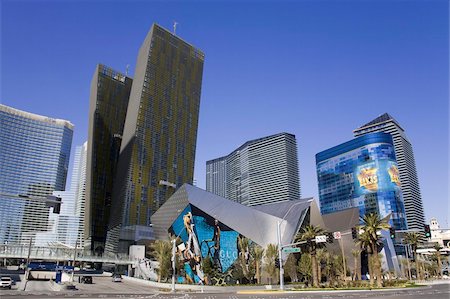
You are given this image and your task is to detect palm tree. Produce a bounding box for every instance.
[149,240,172,282]
[404,232,421,280]
[351,249,361,281]
[237,236,254,282]
[296,225,327,287]
[433,243,443,278]
[264,243,278,285]
[252,245,265,284]
[316,248,327,284]
[358,213,390,287]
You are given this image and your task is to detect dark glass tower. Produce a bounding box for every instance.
[85,64,132,252]
[107,24,204,252]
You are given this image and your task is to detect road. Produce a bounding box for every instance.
[0,278,448,299]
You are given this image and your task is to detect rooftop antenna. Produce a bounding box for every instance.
[173,21,178,35]
[125,64,130,76]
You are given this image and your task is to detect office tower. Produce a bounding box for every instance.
[86,64,132,252]
[316,132,407,231]
[51,142,87,248]
[107,23,204,252]
[206,133,301,206]
[206,157,227,198]
[353,113,424,231]
[0,104,73,245]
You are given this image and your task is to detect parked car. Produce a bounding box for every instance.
[80,276,92,284]
[112,274,122,282]
[0,276,13,289]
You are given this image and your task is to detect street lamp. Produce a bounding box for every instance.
[170,210,183,293]
[277,200,311,290]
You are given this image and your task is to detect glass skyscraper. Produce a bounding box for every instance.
[0,104,73,245]
[86,64,132,252]
[106,23,204,252]
[353,113,425,231]
[206,132,301,206]
[316,132,407,231]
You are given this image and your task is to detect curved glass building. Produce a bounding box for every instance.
[316,132,407,231]
[0,104,73,245]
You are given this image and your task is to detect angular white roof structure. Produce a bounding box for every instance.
[152,184,319,248]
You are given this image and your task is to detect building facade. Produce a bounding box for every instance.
[0,104,73,245]
[205,157,227,198]
[429,218,450,248]
[86,64,132,252]
[206,133,300,206]
[107,23,204,252]
[51,142,87,248]
[353,113,425,231]
[316,132,407,231]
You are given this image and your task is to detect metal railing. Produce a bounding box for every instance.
[0,244,136,265]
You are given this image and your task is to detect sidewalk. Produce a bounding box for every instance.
[124,276,448,294]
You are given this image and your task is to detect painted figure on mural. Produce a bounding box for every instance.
[213,219,223,272]
[181,212,206,284]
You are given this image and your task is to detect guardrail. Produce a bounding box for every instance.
[0,245,136,265]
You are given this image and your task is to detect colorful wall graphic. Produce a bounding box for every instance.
[168,205,241,284]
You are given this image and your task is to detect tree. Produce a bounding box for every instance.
[149,240,172,282]
[316,248,327,283]
[297,254,312,285]
[433,243,443,278]
[404,232,421,280]
[351,249,361,281]
[358,213,390,288]
[236,236,255,283]
[296,225,327,287]
[252,245,265,284]
[264,243,278,285]
[284,253,299,283]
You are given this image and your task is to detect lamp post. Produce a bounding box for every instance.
[277,200,311,290]
[171,239,176,292]
[170,210,183,293]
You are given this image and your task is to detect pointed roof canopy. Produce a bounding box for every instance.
[151,184,313,248]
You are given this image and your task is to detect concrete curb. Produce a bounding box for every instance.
[123,276,225,292]
[237,285,432,294]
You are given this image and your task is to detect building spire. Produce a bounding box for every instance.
[173,21,178,35]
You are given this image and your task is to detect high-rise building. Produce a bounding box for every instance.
[316,132,407,232]
[51,142,87,248]
[206,157,227,198]
[0,104,73,245]
[85,64,132,252]
[107,23,204,252]
[206,133,301,206]
[353,113,425,231]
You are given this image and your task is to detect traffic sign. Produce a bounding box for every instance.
[283,247,301,253]
[333,231,341,240]
[315,235,327,243]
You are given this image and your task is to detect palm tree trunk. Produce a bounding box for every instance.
[256,261,260,284]
[311,253,318,287]
[353,256,358,280]
[317,260,321,284]
[373,249,382,288]
[437,254,442,278]
[368,254,374,287]
[415,256,420,280]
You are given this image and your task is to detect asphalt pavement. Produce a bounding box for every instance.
[0,278,448,299]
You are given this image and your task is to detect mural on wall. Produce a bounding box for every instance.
[169,205,241,284]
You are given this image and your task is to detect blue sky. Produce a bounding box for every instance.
[1,0,448,225]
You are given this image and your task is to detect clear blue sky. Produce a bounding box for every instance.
[1,0,448,225]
